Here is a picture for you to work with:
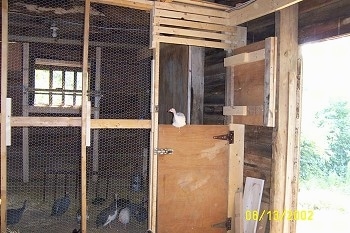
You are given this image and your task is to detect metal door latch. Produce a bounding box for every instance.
[154,148,173,155]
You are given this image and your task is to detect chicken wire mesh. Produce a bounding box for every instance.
[3,1,151,232]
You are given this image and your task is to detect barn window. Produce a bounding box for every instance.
[34,59,87,107]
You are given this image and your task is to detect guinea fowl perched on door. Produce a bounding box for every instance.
[7,200,27,225]
[168,108,186,128]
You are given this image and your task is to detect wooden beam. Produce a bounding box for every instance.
[223,106,248,116]
[229,0,302,25]
[91,119,151,128]
[271,4,299,233]
[81,1,90,232]
[1,0,9,231]
[224,49,265,67]
[23,43,30,183]
[8,116,152,128]
[91,0,153,11]
[9,35,145,49]
[35,58,84,68]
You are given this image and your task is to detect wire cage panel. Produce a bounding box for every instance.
[3,1,152,233]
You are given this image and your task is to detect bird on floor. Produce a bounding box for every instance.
[76,207,89,223]
[72,228,81,233]
[169,108,186,128]
[128,197,148,223]
[51,192,70,217]
[118,207,130,229]
[96,193,118,228]
[7,200,27,225]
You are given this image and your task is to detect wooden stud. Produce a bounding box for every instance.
[227,124,245,233]
[1,0,9,231]
[234,191,244,233]
[264,37,277,127]
[271,4,299,233]
[86,101,91,147]
[22,43,30,183]
[91,119,151,128]
[229,0,303,25]
[35,58,85,68]
[81,1,90,232]
[149,42,160,232]
[171,0,230,11]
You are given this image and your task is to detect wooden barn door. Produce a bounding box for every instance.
[157,124,231,233]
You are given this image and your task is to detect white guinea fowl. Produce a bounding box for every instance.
[168,108,186,128]
[118,207,130,229]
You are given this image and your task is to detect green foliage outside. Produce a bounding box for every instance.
[300,100,350,188]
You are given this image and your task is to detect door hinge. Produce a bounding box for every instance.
[213,131,234,144]
[212,217,232,231]
[154,148,173,155]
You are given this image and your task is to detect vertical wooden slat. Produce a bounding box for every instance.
[81,0,91,232]
[5,98,11,146]
[93,47,101,182]
[1,0,9,231]
[22,43,29,183]
[271,4,299,233]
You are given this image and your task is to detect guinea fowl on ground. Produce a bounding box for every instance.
[168,108,186,128]
[96,193,118,228]
[51,193,70,217]
[7,200,27,225]
[118,207,130,229]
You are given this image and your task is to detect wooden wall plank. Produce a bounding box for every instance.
[1,0,9,230]
[189,46,204,124]
[271,4,299,233]
[154,35,231,49]
[158,44,188,124]
[155,1,229,18]
[224,49,265,67]
[154,17,236,32]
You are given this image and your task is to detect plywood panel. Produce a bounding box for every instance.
[158,125,229,233]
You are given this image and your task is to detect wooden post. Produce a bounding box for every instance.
[23,43,30,183]
[271,4,299,233]
[149,41,160,233]
[1,0,9,231]
[189,46,204,125]
[80,0,91,232]
[93,47,101,182]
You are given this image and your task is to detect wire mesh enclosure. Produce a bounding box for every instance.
[3,1,151,232]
